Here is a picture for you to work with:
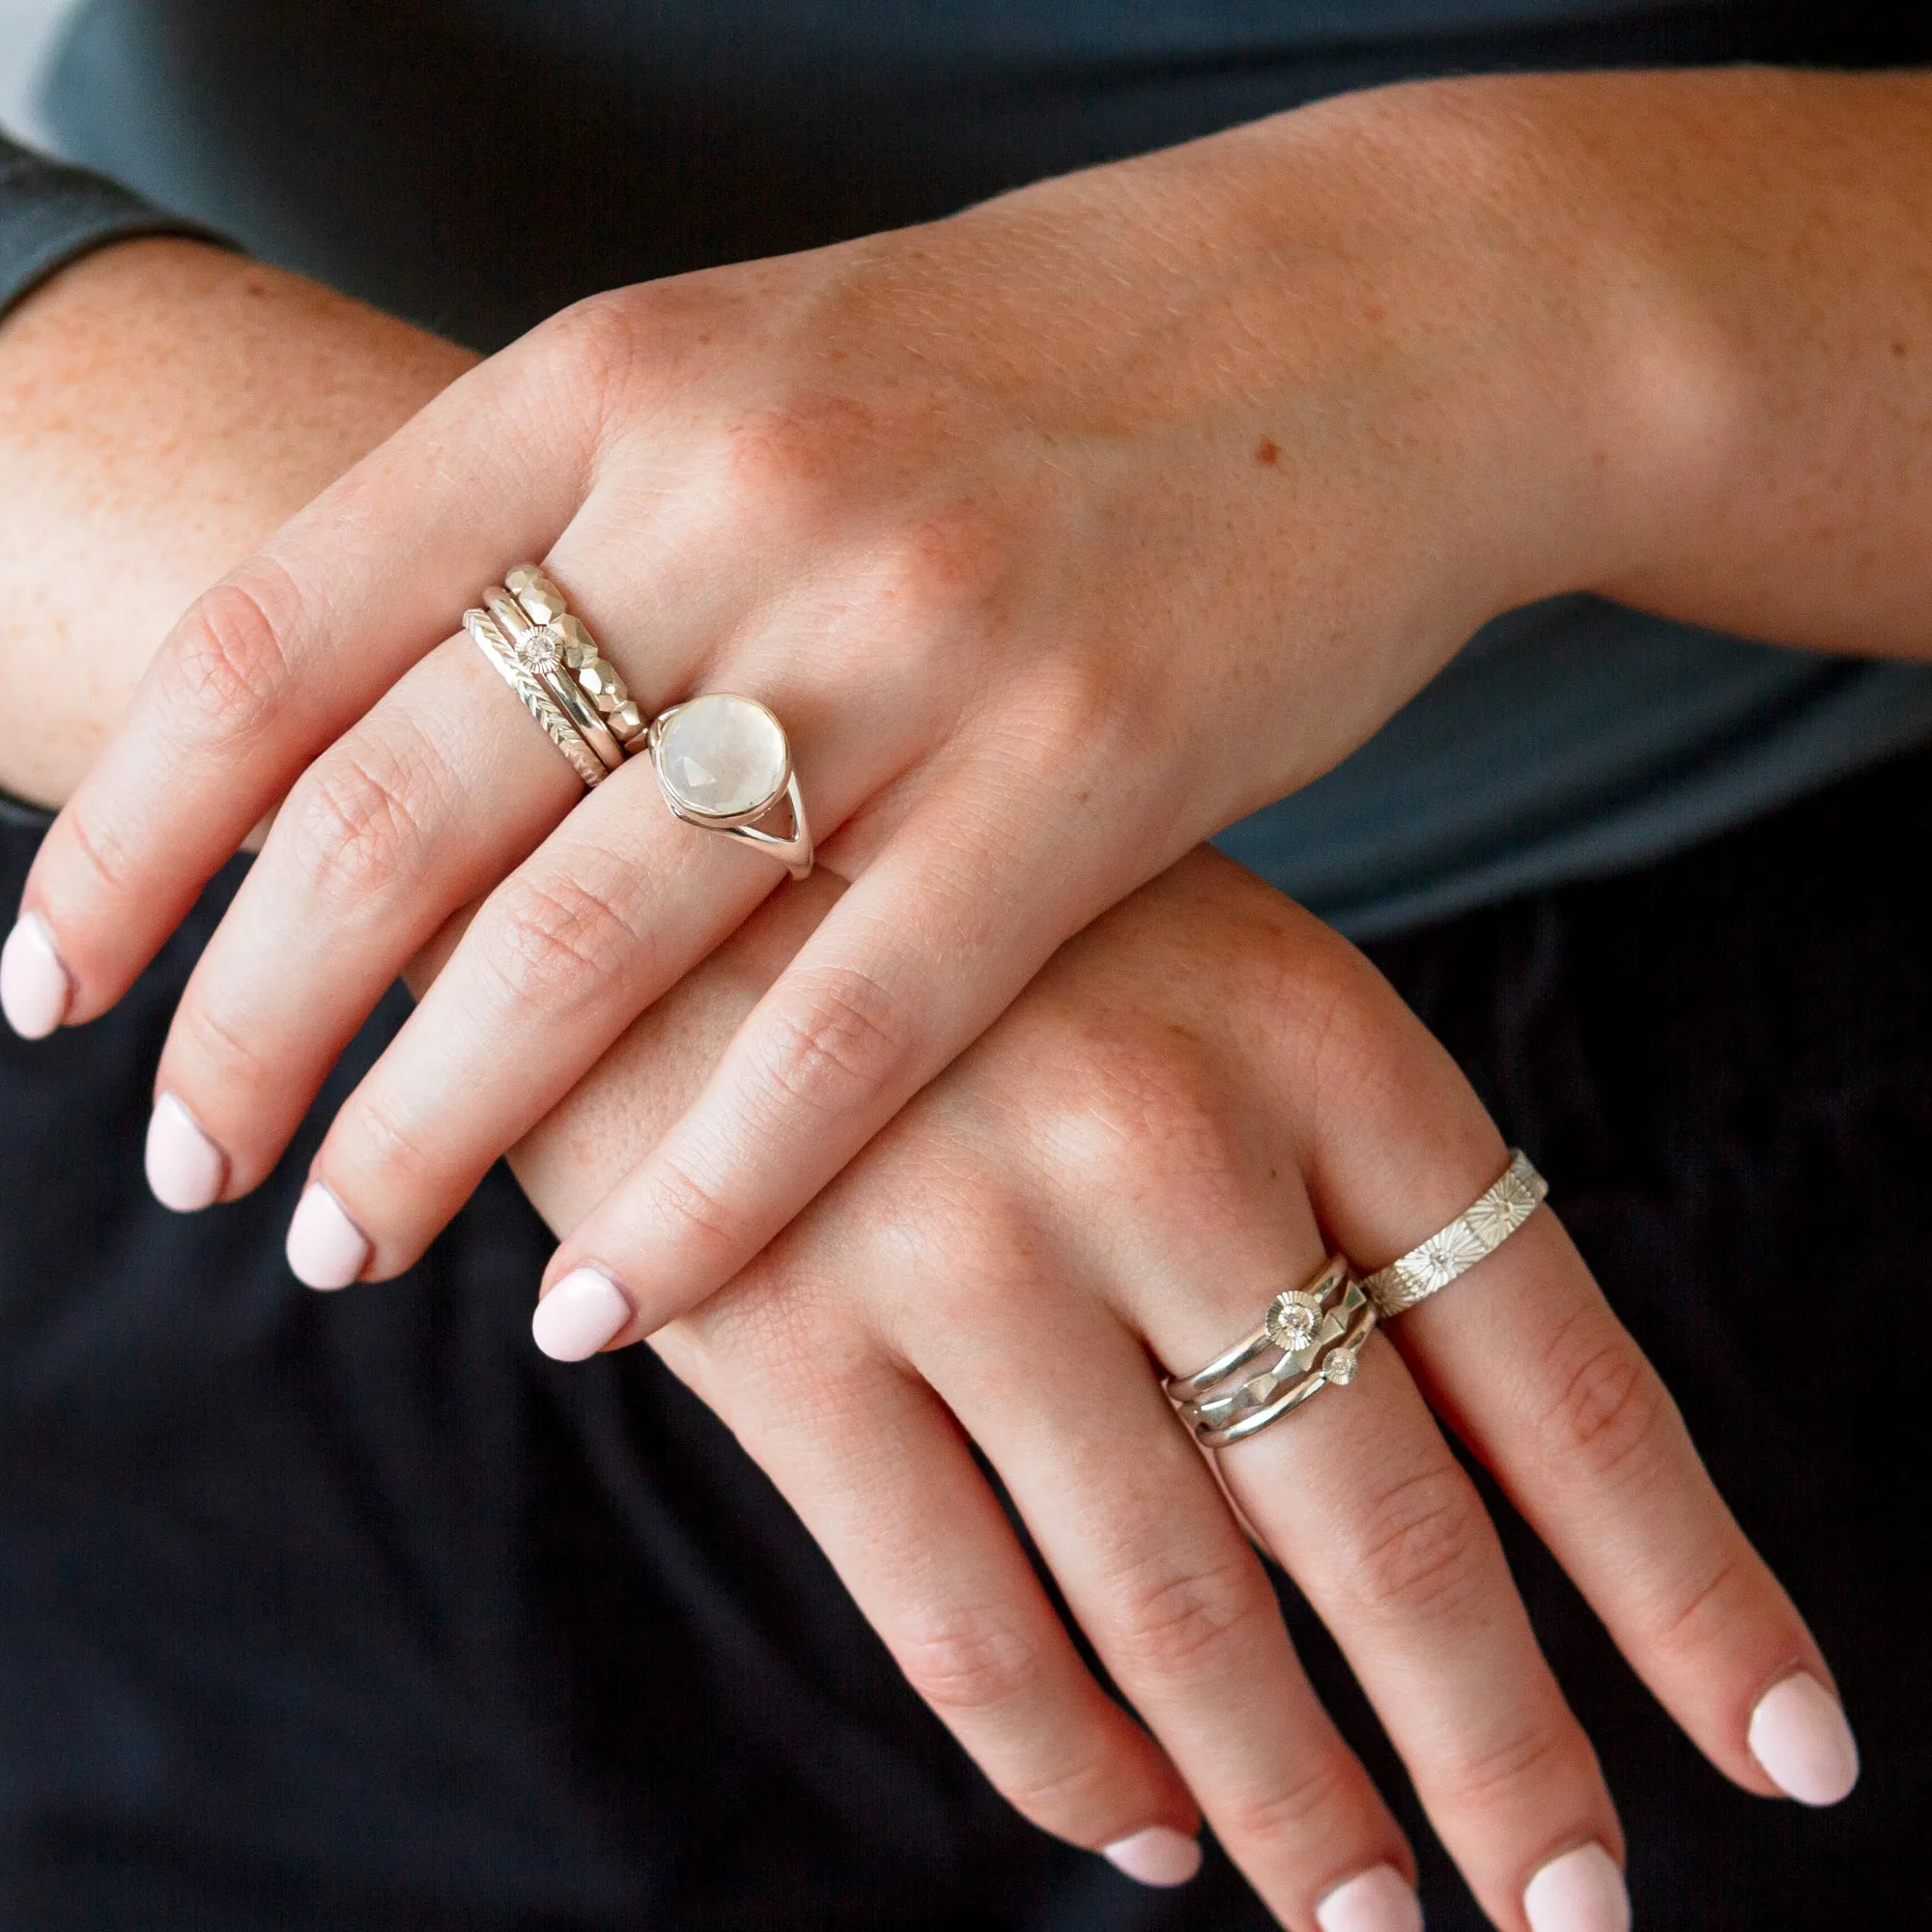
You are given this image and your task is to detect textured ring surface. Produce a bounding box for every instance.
[1162,1255,1374,1449]
[1361,1150,1548,1318]
[464,606,608,790]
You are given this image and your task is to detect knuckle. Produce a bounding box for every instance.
[483,870,640,1013]
[645,1151,754,1271]
[895,1609,1045,1722]
[867,498,1016,631]
[1435,1715,1583,1818]
[1344,1463,1491,1628]
[336,1083,443,1201]
[1027,1018,1249,1212]
[1106,1551,1270,1684]
[723,393,887,523]
[530,289,648,426]
[284,734,445,902]
[1216,1750,1358,1849]
[157,563,304,741]
[1537,1315,1677,1492]
[750,963,917,1126]
[171,991,277,1097]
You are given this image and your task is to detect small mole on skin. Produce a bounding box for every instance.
[1892,339,1910,357]
[1255,437,1280,466]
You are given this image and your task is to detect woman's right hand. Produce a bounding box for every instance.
[493,846,1853,1932]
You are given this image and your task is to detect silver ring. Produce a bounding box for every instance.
[1361,1150,1548,1318]
[646,696,814,881]
[465,605,609,790]
[1162,1255,1378,1448]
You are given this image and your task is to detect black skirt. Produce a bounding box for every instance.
[1,749,1925,1930]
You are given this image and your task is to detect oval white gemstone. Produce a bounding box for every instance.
[656,695,788,819]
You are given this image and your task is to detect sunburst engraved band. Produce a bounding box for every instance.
[1361,1150,1548,1319]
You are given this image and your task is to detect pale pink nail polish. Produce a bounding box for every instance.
[145,1093,227,1212]
[0,913,71,1039]
[1522,1843,1629,1932]
[1100,1826,1202,1888]
[531,1266,634,1362]
[286,1182,370,1291]
[1748,1672,1860,1806]
[1317,1862,1425,1932]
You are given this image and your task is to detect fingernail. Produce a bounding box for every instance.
[1748,1671,1860,1806]
[286,1182,370,1290]
[1,913,71,1038]
[1523,1843,1629,1932]
[1318,1862,1425,1932]
[145,1092,228,1212]
[531,1265,634,1362]
[1101,1826,1202,1888]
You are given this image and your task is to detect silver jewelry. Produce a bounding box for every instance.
[646,695,814,881]
[465,605,609,790]
[1163,1255,1378,1448]
[1361,1150,1548,1318]
[484,587,627,772]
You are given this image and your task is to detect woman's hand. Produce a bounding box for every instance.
[5,80,1647,1282]
[487,849,1851,1932]
[17,67,1932,1330]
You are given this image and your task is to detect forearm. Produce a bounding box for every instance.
[0,239,473,807]
[1308,68,1932,657]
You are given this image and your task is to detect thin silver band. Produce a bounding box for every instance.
[1361,1150,1548,1318]
[1162,1255,1375,1449]
[485,586,627,773]
[465,607,608,790]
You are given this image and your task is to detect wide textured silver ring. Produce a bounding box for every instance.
[1162,1254,1378,1448]
[646,695,814,881]
[1360,1149,1548,1318]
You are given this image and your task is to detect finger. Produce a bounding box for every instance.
[1043,1087,1623,1932]
[290,744,863,1281]
[141,632,581,1212]
[880,1231,1417,1931]
[650,1307,1205,1885]
[11,324,603,1025]
[1319,1119,1854,1809]
[1273,931,1856,1813]
[544,771,1172,1334]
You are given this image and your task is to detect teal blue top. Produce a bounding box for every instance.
[7,0,1930,936]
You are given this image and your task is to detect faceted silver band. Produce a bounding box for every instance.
[465,606,609,790]
[1361,1150,1548,1318]
[484,587,626,772]
[1163,1255,1377,1449]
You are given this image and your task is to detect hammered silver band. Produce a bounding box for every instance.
[465,605,610,790]
[1361,1150,1548,1318]
[1163,1255,1378,1448]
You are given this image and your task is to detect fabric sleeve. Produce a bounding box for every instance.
[0,128,232,321]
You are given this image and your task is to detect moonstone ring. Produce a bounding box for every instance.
[647,694,814,880]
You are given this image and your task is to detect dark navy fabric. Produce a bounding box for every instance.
[5,748,1929,1928]
[0,132,224,316]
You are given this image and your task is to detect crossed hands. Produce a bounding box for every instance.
[1,82,1855,1931]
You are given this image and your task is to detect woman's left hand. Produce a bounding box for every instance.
[6,81,1646,1302]
[488,847,1847,1929]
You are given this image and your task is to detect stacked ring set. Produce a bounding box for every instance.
[466,566,814,879]
[1164,1151,1549,1448]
